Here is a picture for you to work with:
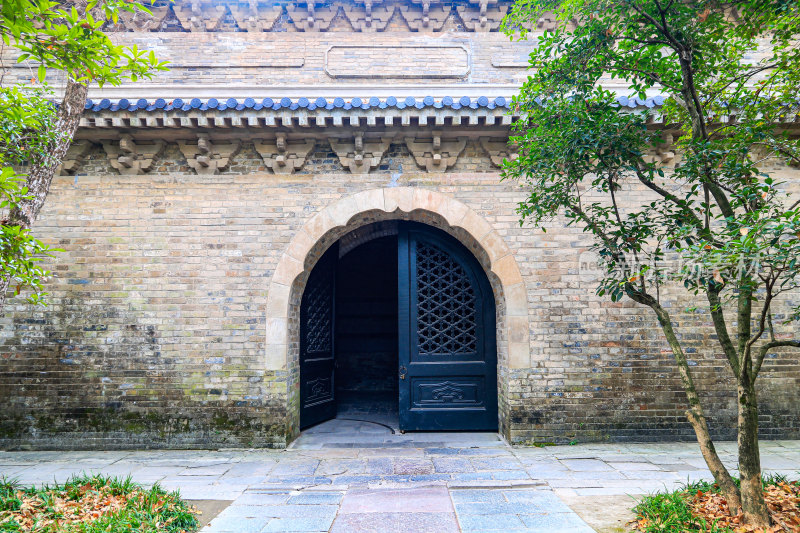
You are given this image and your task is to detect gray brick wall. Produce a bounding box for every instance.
[1,155,798,448]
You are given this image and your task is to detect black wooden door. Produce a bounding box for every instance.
[398,222,498,431]
[299,243,338,429]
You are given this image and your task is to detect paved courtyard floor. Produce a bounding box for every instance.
[1,421,799,533]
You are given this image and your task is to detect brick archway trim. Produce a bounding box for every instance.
[264,187,529,371]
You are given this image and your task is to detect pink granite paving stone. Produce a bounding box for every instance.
[332,486,459,532]
[339,486,454,513]
[330,511,461,533]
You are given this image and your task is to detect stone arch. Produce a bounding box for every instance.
[265,187,529,439]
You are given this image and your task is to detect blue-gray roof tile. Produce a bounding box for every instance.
[80,95,677,115]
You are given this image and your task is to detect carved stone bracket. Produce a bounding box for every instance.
[399,0,450,31]
[118,5,170,31]
[228,2,283,31]
[342,1,395,32]
[643,133,676,165]
[102,135,165,175]
[479,137,516,168]
[533,11,557,30]
[173,2,227,32]
[107,0,521,33]
[456,0,505,32]
[405,133,466,172]
[254,134,316,174]
[287,3,338,31]
[178,135,241,174]
[329,134,392,174]
[59,141,93,176]
[531,10,577,31]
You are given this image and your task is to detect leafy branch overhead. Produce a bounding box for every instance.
[0,87,62,305]
[502,0,800,527]
[1,0,167,85]
[0,0,167,308]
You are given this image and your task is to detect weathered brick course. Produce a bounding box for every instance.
[1,160,798,448]
[0,1,798,449]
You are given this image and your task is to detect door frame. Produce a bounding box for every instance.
[271,188,528,442]
[298,220,499,432]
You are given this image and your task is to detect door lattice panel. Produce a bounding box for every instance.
[416,242,477,355]
[304,271,333,353]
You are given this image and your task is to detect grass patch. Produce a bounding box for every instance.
[0,473,199,532]
[631,474,800,532]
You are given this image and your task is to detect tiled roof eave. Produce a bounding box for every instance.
[84,95,515,113]
[81,107,519,130]
[79,95,674,130]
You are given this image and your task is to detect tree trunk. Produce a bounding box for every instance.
[646,305,743,514]
[738,377,771,527]
[1,78,87,309]
[0,277,10,309]
[685,405,743,514]
[8,79,88,229]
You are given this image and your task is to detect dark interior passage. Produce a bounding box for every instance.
[334,236,398,422]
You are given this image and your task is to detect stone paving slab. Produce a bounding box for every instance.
[452,488,595,533]
[339,486,453,513]
[1,435,799,533]
[330,511,460,533]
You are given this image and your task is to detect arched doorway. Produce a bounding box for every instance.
[299,221,498,432]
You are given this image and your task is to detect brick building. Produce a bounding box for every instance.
[1,0,798,449]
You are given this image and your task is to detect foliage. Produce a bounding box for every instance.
[502,0,800,321]
[0,473,199,532]
[0,0,167,306]
[1,0,166,86]
[0,87,61,169]
[632,476,800,532]
[0,87,61,305]
[0,171,55,305]
[502,0,800,525]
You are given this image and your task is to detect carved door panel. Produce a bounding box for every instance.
[398,222,498,431]
[300,244,338,429]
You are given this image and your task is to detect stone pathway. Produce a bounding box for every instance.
[1,426,799,532]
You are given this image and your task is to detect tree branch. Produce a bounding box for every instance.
[706,284,740,377]
[754,339,800,377]
[628,1,678,48]
[744,278,776,373]
[8,77,88,228]
[634,168,710,236]
[609,64,683,92]
[622,276,742,509]
[707,64,777,104]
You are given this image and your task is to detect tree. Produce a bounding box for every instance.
[502,0,800,527]
[0,0,166,308]
[0,87,61,305]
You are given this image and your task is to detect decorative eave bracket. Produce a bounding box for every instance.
[330,133,393,174]
[405,132,466,171]
[102,134,165,175]
[253,134,316,174]
[177,134,241,174]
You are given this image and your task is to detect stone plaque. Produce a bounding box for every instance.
[115,35,306,68]
[325,45,470,78]
[491,45,536,68]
